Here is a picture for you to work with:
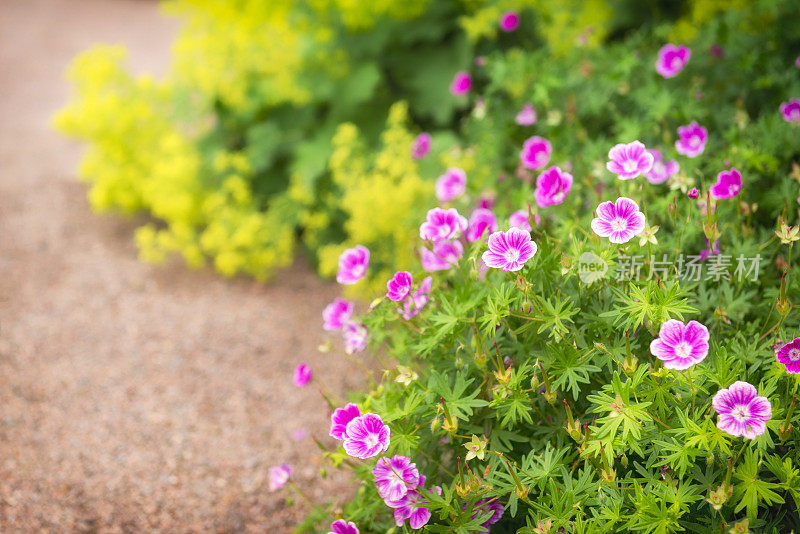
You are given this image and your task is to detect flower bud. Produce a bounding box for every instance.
[687,187,699,199]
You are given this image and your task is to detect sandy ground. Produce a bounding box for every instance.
[0,0,361,531]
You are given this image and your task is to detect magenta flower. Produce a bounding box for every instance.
[450,71,471,96]
[509,210,537,232]
[713,381,772,439]
[469,498,504,530]
[698,239,721,262]
[420,240,463,272]
[499,10,519,32]
[293,363,312,387]
[479,192,496,209]
[373,455,420,503]
[420,208,468,242]
[606,141,654,180]
[535,166,573,207]
[343,321,368,354]
[435,168,467,202]
[329,519,359,534]
[655,44,691,78]
[590,197,646,244]
[466,208,499,242]
[776,338,800,374]
[675,121,708,158]
[644,149,679,184]
[323,298,354,331]
[649,320,710,370]
[411,133,431,160]
[387,477,440,530]
[780,99,800,122]
[337,246,369,285]
[515,103,537,126]
[796,55,800,68]
[482,228,538,272]
[330,403,361,440]
[386,271,413,302]
[400,276,433,320]
[343,413,390,459]
[520,136,552,170]
[687,187,699,199]
[709,168,742,199]
[268,464,292,492]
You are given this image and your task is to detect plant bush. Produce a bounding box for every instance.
[270,1,800,532]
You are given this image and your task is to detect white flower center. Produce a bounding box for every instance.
[674,342,692,359]
[505,249,520,263]
[622,160,637,173]
[670,57,682,70]
[689,135,700,148]
[791,109,800,121]
[653,162,665,174]
[610,218,627,232]
[731,405,750,423]
[789,349,800,361]
[365,432,380,449]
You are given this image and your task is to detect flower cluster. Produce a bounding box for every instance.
[329,404,390,459]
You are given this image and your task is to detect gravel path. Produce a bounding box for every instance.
[0,1,360,531]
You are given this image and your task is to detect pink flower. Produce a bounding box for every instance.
[515,103,537,126]
[591,197,646,244]
[323,298,354,331]
[450,71,471,95]
[713,381,772,439]
[343,321,368,354]
[649,320,710,370]
[776,338,800,374]
[420,208,468,242]
[508,210,537,232]
[435,168,467,202]
[643,149,679,184]
[606,141,654,180]
[687,187,699,199]
[386,271,413,301]
[343,413,390,459]
[330,403,361,440]
[796,55,800,68]
[535,166,573,206]
[780,99,800,122]
[337,246,369,285]
[329,519,359,534]
[655,44,691,78]
[520,136,552,170]
[468,498,504,530]
[466,208,498,242]
[268,464,292,491]
[698,239,721,262]
[479,192,496,209]
[709,168,742,200]
[293,363,312,387]
[420,240,463,272]
[482,228,538,272]
[400,276,433,320]
[411,133,431,160]
[386,477,440,529]
[373,455,420,503]
[499,10,520,32]
[675,121,708,158]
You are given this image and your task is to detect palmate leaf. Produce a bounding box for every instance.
[600,280,697,332]
[548,343,601,401]
[428,370,488,421]
[734,449,784,519]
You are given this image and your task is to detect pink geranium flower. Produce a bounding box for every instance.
[606,141,654,180]
[709,168,742,199]
[649,320,710,370]
[675,121,708,158]
[411,133,431,160]
[400,276,433,320]
[655,44,691,78]
[776,338,800,374]
[515,103,537,126]
[535,166,573,206]
[520,136,552,170]
[590,197,646,244]
[343,413,390,459]
[343,321,368,354]
[482,228,538,272]
[687,187,699,199]
[330,403,361,440]
[268,464,292,491]
[499,10,519,32]
[373,455,420,503]
[337,246,369,285]
[644,149,679,184]
[420,240,463,272]
[713,381,772,439]
[466,208,498,242]
[450,71,471,95]
[293,363,312,387]
[386,271,413,302]
[420,208,468,242]
[436,168,467,202]
[329,519,359,534]
[780,99,800,122]
[323,298,354,331]
[509,210,538,232]
[386,476,440,530]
